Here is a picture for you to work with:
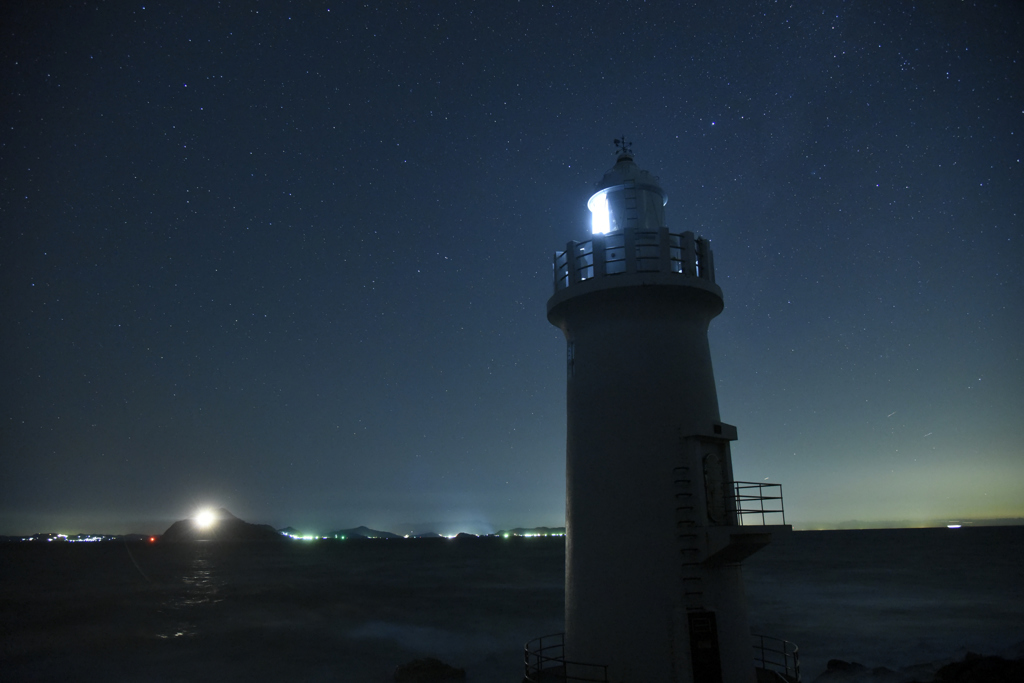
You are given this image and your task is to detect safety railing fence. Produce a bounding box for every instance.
[553,228,714,291]
[524,633,609,683]
[733,481,786,526]
[525,632,798,682]
[753,633,801,682]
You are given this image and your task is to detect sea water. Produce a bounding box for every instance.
[744,526,1024,680]
[2,527,1021,682]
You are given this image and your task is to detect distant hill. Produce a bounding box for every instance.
[328,525,402,539]
[161,508,284,542]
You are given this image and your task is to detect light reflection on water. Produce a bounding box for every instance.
[156,542,226,639]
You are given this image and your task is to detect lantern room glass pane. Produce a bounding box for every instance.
[589,192,610,235]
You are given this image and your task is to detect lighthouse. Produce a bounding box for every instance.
[525,142,796,683]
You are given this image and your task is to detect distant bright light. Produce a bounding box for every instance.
[947,524,962,529]
[194,509,216,528]
[588,191,610,234]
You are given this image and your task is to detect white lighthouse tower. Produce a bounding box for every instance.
[525,142,795,683]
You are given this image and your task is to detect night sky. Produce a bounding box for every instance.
[2,2,1021,536]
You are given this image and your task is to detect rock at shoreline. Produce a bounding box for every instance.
[927,652,1024,683]
[393,657,466,682]
[813,659,901,683]
[812,653,1024,683]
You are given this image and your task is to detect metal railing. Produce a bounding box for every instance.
[733,482,786,526]
[553,228,715,292]
[524,633,609,682]
[525,632,798,683]
[753,634,800,682]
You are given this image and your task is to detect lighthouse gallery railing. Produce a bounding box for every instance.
[753,633,801,682]
[524,633,608,682]
[525,632,799,682]
[553,228,715,291]
[733,481,786,526]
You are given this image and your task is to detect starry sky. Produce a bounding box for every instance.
[2,1,1021,535]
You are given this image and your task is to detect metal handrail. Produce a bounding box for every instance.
[553,228,714,291]
[753,633,800,682]
[733,481,786,525]
[524,633,609,682]
[525,631,797,682]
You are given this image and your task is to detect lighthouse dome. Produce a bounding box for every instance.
[587,151,667,234]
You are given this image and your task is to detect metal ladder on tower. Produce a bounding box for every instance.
[673,464,705,611]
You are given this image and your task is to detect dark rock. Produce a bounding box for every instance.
[827,660,867,673]
[756,667,793,683]
[932,653,1024,683]
[393,657,466,682]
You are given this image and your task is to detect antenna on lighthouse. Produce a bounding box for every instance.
[613,135,633,158]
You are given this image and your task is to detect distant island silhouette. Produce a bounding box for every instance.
[329,525,403,539]
[0,522,572,543]
[161,508,284,542]
[498,526,565,537]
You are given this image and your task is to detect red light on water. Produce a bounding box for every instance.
[149,536,156,542]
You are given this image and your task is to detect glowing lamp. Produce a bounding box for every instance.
[194,509,216,528]
[588,191,611,235]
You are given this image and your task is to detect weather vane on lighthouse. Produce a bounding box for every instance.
[613,135,632,157]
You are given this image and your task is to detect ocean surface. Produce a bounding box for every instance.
[1,526,1021,682]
